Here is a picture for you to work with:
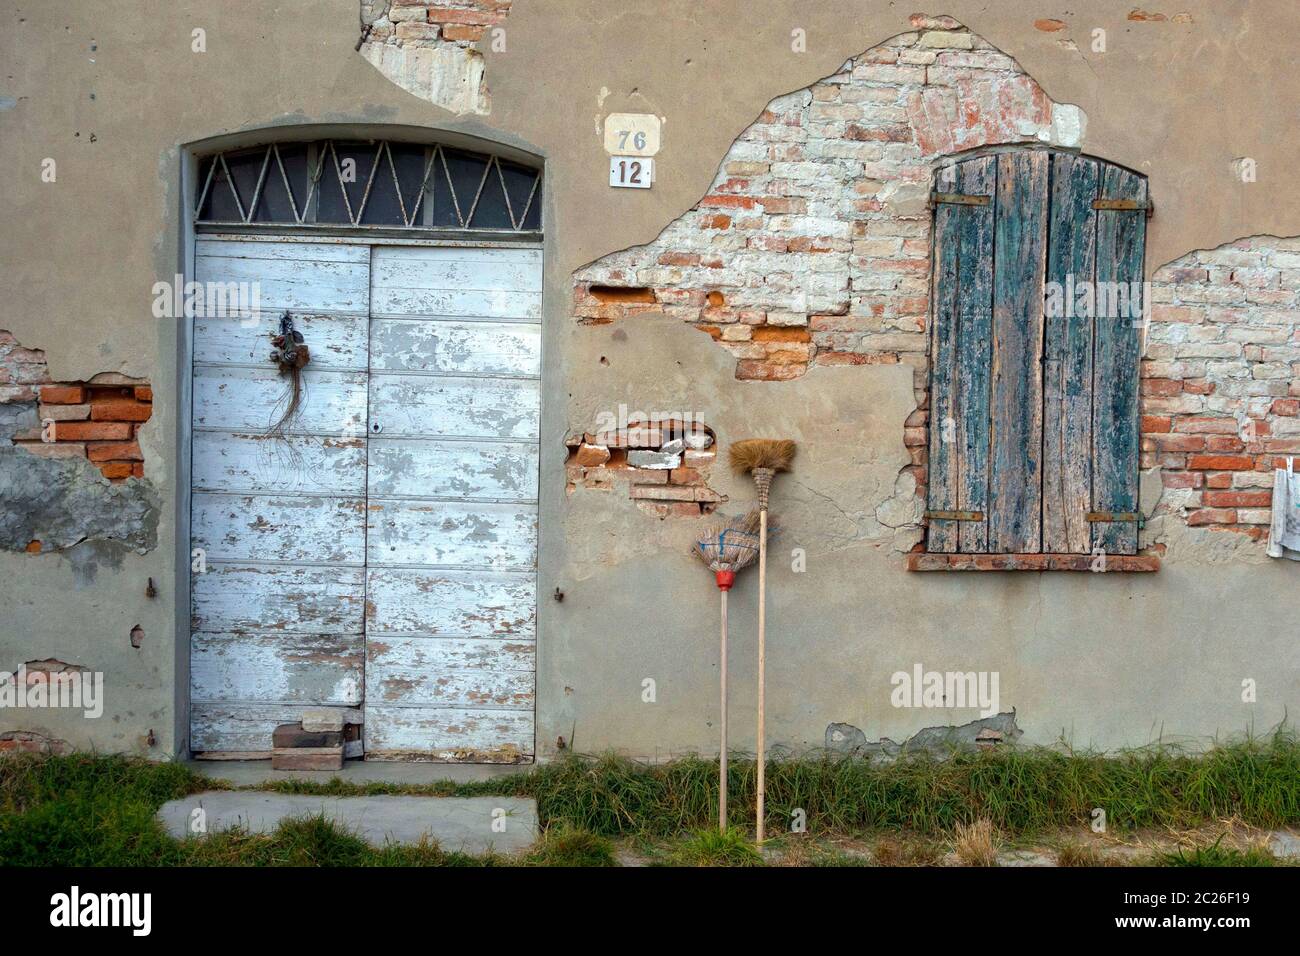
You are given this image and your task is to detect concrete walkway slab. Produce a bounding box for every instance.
[158,791,537,855]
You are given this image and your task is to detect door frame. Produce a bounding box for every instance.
[177,127,546,760]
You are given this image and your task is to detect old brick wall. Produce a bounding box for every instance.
[359,0,511,114]
[1145,239,1300,543]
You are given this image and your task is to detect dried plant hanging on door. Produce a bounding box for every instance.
[267,312,311,439]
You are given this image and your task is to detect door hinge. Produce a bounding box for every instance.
[1093,198,1154,218]
[925,510,984,521]
[932,192,991,207]
[1087,511,1140,523]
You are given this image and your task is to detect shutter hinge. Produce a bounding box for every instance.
[1086,511,1140,523]
[1093,198,1154,219]
[932,192,991,207]
[925,510,984,521]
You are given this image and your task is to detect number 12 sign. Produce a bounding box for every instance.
[609,156,654,189]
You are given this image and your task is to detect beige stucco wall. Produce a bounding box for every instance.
[0,1,1295,759]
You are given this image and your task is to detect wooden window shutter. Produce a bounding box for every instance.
[1089,164,1147,555]
[926,155,995,553]
[927,150,1147,558]
[989,151,1050,553]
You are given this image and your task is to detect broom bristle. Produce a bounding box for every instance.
[729,438,796,475]
[693,510,761,572]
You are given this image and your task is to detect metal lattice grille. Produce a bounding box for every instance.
[194,139,542,233]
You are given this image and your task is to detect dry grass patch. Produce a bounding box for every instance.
[953,818,1000,866]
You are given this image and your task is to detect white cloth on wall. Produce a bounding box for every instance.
[1267,457,1300,560]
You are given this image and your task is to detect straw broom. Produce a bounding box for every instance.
[693,510,760,832]
[729,438,795,844]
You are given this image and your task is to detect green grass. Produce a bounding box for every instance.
[663,829,764,867]
[1154,837,1278,868]
[516,729,1300,838]
[523,826,617,867]
[1,729,1297,866]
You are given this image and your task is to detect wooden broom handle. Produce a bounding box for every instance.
[757,507,767,844]
[719,588,728,833]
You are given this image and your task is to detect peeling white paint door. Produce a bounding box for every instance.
[190,238,370,755]
[364,246,541,761]
[189,237,540,762]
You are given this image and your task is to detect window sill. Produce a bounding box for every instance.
[907,553,1161,572]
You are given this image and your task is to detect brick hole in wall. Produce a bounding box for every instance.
[18,383,152,483]
[2,329,152,485]
[565,419,722,518]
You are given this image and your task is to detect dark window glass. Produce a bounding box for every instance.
[317,142,379,224]
[255,144,308,223]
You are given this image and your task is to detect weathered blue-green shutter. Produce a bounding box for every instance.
[1091,166,1147,555]
[989,151,1049,554]
[1043,153,1100,554]
[927,149,1145,558]
[926,156,994,552]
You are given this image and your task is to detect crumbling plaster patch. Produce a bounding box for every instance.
[826,710,1022,758]
[0,401,159,555]
[357,1,511,115]
[0,337,159,556]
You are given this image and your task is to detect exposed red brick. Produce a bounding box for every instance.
[53,421,131,441]
[39,385,85,404]
[441,24,486,41]
[1202,490,1272,508]
[1175,418,1240,434]
[432,8,507,26]
[1187,455,1254,470]
[86,440,143,462]
[1205,435,1245,452]
[751,326,811,343]
[1187,508,1237,526]
[735,360,806,381]
[1145,434,1204,452]
[90,398,152,422]
[1141,378,1183,396]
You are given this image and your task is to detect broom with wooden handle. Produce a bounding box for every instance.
[729,438,795,844]
[693,510,760,832]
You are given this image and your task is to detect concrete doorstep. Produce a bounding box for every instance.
[157,792,538,855]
